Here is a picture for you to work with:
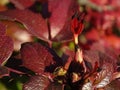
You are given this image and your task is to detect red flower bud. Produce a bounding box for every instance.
[71,12,85,35]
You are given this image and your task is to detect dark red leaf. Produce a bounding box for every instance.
[0,9,48,41]
[48,0,78,41]
[47,83,63,90]
[90,0,109,6]
[94,62,114,88]
[0,22,6,35]
[20,42,62,74]
[91,43,119,61]
[104,79,120,90]
[84,50,99,70]
[23,75,63,90]
[83,49,117,89]
[1,20,33,51]
[0,36,13,65]
[84,49,117,74]
[98,51,116,71]
[9,0,35,10]
[23,75,51,90]
[0,1,79,42]
[0,21,13,66]
[85,28,100,41]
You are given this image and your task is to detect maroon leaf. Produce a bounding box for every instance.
[9,0,35,10]
[0,22,6,35]
[23,75,51,90]
[104,79,120,90]
[47,83,63,90]
[48,0,78,41]
[0,9,48,41]
[91,43,118,62]
[94,62,114,89]
[23,75,63,90]
[20,42,62,74]
[83,49,117,89]
[93,53,115,88]
[0,1,79,42]
[0,36,13,65]
[84,49,117,71]
[84,50,99,71]
[98,51,117,70]
[83,49,116,83]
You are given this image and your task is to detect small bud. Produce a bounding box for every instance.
[71,12,85,45]
[71,18,84,35]
[71,12,85,35]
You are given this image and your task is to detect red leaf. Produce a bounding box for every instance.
[0,9,49,41]
[85,28,100,41]
[0,22,6,35]
[84,49,116,89]
[98,51,116,71]
[90,0,109,6]
[23,75,51,90]
[1,20,33,51]
[84,48,117,73]
[47,83,63,90]
[20,42,62,74]
[48,0,78,41]
[23,75,63,90]
[84,50,99,71]
[0,22,13,65]
[105,79,120,90]
[104,35,120,49]
[9,0,35,10]
[0,1,79,42]
[0,36,13,65]
[91,43,119,61]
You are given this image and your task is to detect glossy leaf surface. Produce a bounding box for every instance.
[0,23,13,65]
[48,0,78,41]
[0,9,48,41]
[0,36,13,65]
[84,49,117,89]
[0,0,79,42]
[104,79,120,90]
[0,22,6,35]
[23,75,50,90]
[20,42,62,74]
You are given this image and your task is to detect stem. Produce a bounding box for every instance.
[75,48,83,63]
[74,34,78,45]
[74,33,83,63]
[73,33,87,72]
[7,67,25,74]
